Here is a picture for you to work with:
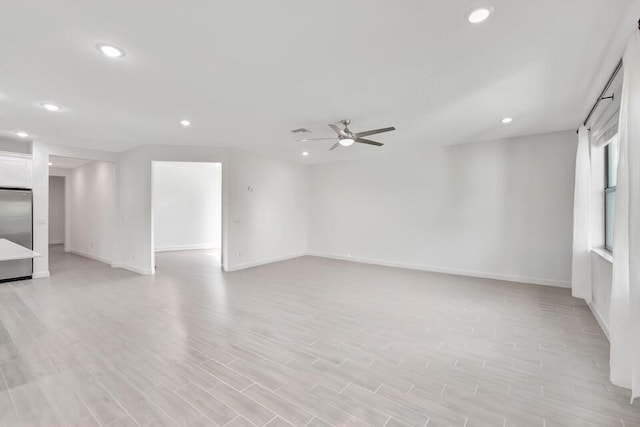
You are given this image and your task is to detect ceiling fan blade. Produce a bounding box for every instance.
[355,138,384,146]
[297,138,337,142]
[329,142,341,150]
[354,126,396,138]
[329,124,348,137]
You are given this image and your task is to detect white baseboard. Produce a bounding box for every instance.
[225,252,306,272]
[103,249,570,291]
[587,302,610,341]
[155,244,219,253]
[68,249,112,266]
[111,263,154,275]
[49,240,65,245]
[306,252,571,288]
[32,270,50,279]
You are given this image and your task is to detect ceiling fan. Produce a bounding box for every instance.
[298,119,396,150]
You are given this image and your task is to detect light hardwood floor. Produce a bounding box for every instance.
[0,245,638,426]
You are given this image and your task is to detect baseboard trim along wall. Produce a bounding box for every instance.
[154,243,219,253]
[587,302,610,341]
[225,252,307,272]
[306,251,571,288]
[68,249,112,266]
[32,270,50,279]
[111,263,154,275]
[68,247,570,289]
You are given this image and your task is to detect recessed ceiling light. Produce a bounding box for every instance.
[41,103,61,112]
[48,162,53,166]
[467,7,493,24]
[302,151,309,156]
[501,117,513,124]
[339,138,355,147]
[180,120,191,127]
[16,131,29,138]
[97,43,125,58]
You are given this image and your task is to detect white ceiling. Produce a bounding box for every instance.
[0,1,636,163]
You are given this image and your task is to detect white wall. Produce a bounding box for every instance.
[226,149,308,270]
[32,142,118,278]
[590,252,612,338]
[116,145,308,274]
[308,131,576,287]
[49,167,70,178]
[67,161,117,264]
[33,133,575,289]
[48,167,72,252]
[48,176,65,244]
[153,162,222,252]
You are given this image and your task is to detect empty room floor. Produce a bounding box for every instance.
[0,247,638,426]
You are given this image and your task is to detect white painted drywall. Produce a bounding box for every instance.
[48,176,65,244]
[0,137,31,154]
[153,162,222,252]
[590,252,612,338]
[308,131,576,287]
[48,167,70,178]
[66,161,117,264]
[225,149,308,270]
[34,132,575,290]
[116,145,308,274]
[32,142,118,278]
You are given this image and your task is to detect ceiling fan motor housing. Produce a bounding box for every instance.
[296,119,395,150]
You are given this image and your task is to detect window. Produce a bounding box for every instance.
[604,136,619,251]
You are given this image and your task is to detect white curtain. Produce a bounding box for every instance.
[610,29,640,401]
[571,126,592,302]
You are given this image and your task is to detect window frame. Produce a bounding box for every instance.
[604,141,617,252]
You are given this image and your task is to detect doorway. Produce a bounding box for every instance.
[48,155,116,274]
[48,175,65,246]
[151,161,223,273]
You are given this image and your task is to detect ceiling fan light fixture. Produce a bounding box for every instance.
[339,138,355,147]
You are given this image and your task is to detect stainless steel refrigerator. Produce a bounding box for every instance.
[0,188,33,282]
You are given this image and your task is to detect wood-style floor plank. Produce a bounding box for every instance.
[0,245,635,426]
